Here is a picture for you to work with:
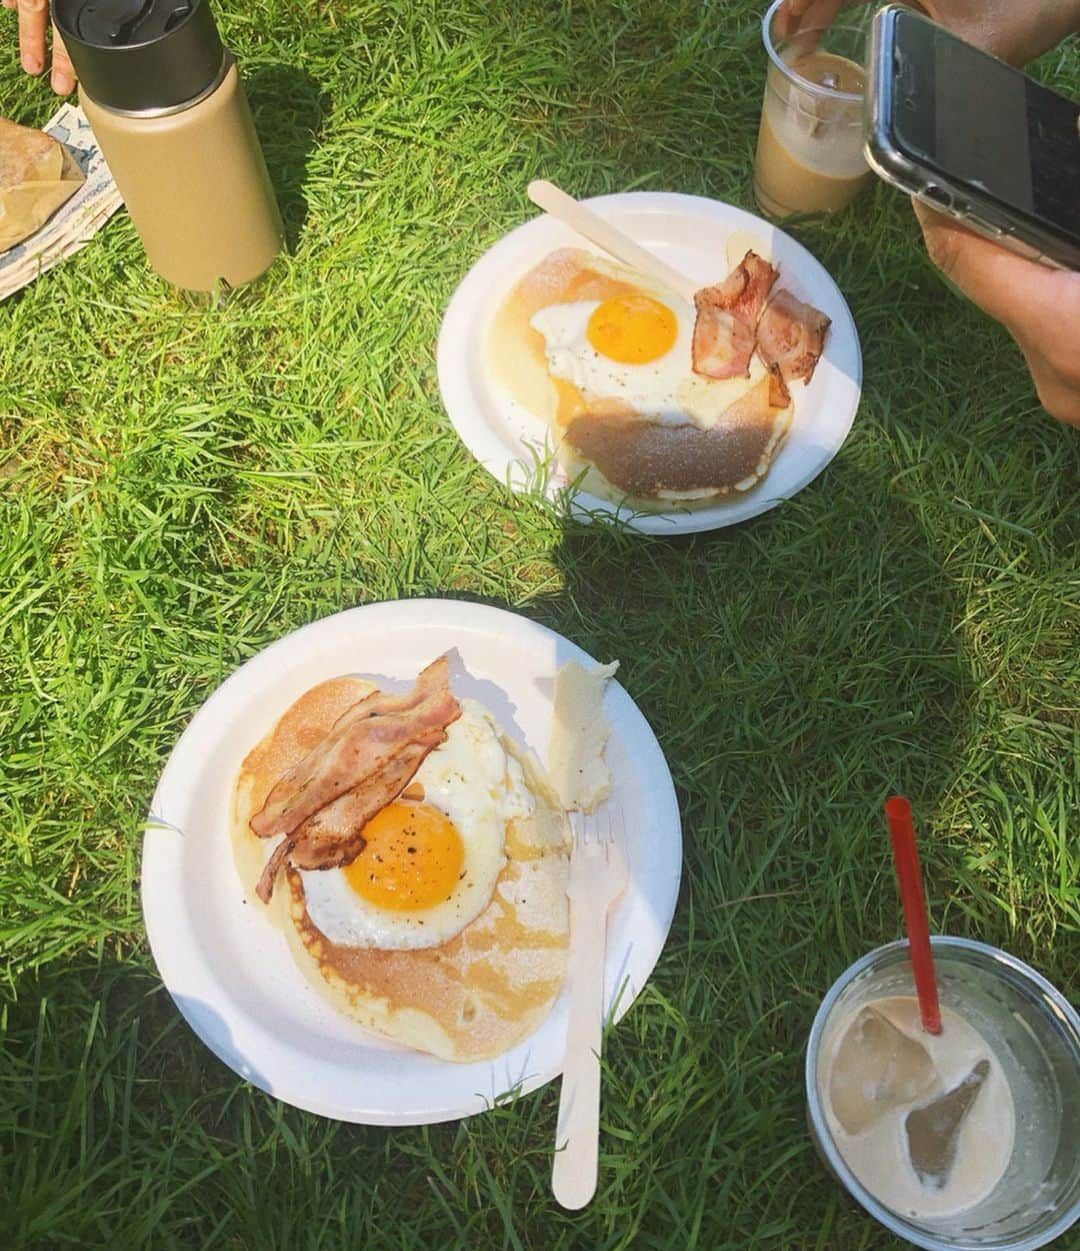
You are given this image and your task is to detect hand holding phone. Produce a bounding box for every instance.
[783,1,1080,422]
[865,5,1080,271]
[912,201,1080,426]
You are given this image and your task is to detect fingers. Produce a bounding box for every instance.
[1026,363,1080,426]
[912,199,1079,334]
[776,0,854,50]
[9,2,75,91]
[1015,331,1080,425]
[802,0,850,30]
[913,200,1080,425]
[16,0,48,74]
[50,24,76,93]
[775,0,810,38]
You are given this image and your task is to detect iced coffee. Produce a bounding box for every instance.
[807,938,1080,1248]
[823,998,1014,1218]
[754,1,872,216]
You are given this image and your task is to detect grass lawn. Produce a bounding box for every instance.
[2,1,1079,1247]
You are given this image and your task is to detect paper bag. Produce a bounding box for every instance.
[0,117,86,253]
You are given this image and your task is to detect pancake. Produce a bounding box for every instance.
[231,675,570,1063]
[562,369,792,498]
[488,247,794,506]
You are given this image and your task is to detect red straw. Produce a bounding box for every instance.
[885,796,942,1035]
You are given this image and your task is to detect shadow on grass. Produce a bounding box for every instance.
[538,457,982,949]
[332,446,997,1245]
[511,456,988,1243]
[1,469,1068,1250]
[245,63,332,253]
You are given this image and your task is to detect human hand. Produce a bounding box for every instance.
[776,1,1080,66]
[912,201,1080,427]
[4,0,76,93]
[775,0,846,42]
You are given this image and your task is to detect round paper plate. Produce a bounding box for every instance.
[142,599,682,1125]
[437,191,862,534]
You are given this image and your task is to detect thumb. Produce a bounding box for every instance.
[911,199,1074,336]
[775,1,808,40]
[51,24,76,93]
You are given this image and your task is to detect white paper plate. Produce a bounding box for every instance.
[437,191,862,534]
[141,599,682,1126]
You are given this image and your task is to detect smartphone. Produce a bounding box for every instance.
[865,4,1080,271]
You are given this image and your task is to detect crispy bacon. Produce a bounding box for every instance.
[692,251,779,380]
[289,737,440,871]
[254,739,443,903]
[249,655,460,842]
[756,288,831,384]
[255,835,295,905]
[251,657,461,903]
[767,363,790,409]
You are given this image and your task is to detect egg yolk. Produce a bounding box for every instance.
[586,293,678,364]
[344,802,464,912]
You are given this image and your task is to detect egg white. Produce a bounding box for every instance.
[299,699,533,951]
[529,298,767,431]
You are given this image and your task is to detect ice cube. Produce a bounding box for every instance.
[830,1006,939,1135]
[906,1059,991,1190]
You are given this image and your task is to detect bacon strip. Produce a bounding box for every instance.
[255,835,296,905]
[249,656,460,842]
[289,738,440,871]
[254,739,442,903]
[692,251,779,380]
[756,288,831,384]
[766,363,790,409]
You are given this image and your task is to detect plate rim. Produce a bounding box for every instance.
[437,189,863,534]
[141,598,682,1125]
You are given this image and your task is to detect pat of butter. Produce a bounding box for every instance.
[549,659,619,811]
[725,229,771,269]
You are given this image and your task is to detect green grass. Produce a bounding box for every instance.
[2,1,1079,1247]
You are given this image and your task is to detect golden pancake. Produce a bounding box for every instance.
[231,675,570,1062]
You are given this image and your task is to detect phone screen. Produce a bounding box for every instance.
[891,12,1080,247]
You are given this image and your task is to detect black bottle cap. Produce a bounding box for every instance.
[51,0,225,113]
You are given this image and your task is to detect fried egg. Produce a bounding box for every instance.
[298,698,533,950]
[529,290,768,431]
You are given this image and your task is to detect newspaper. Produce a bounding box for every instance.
[0,101,123,302]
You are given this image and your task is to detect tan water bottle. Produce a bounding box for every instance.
[52,0,284,291]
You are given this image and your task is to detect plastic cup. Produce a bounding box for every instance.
[806,937,1080,1250]
[754,0,873,216]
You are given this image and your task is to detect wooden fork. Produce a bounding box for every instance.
[551,805,629,1210]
